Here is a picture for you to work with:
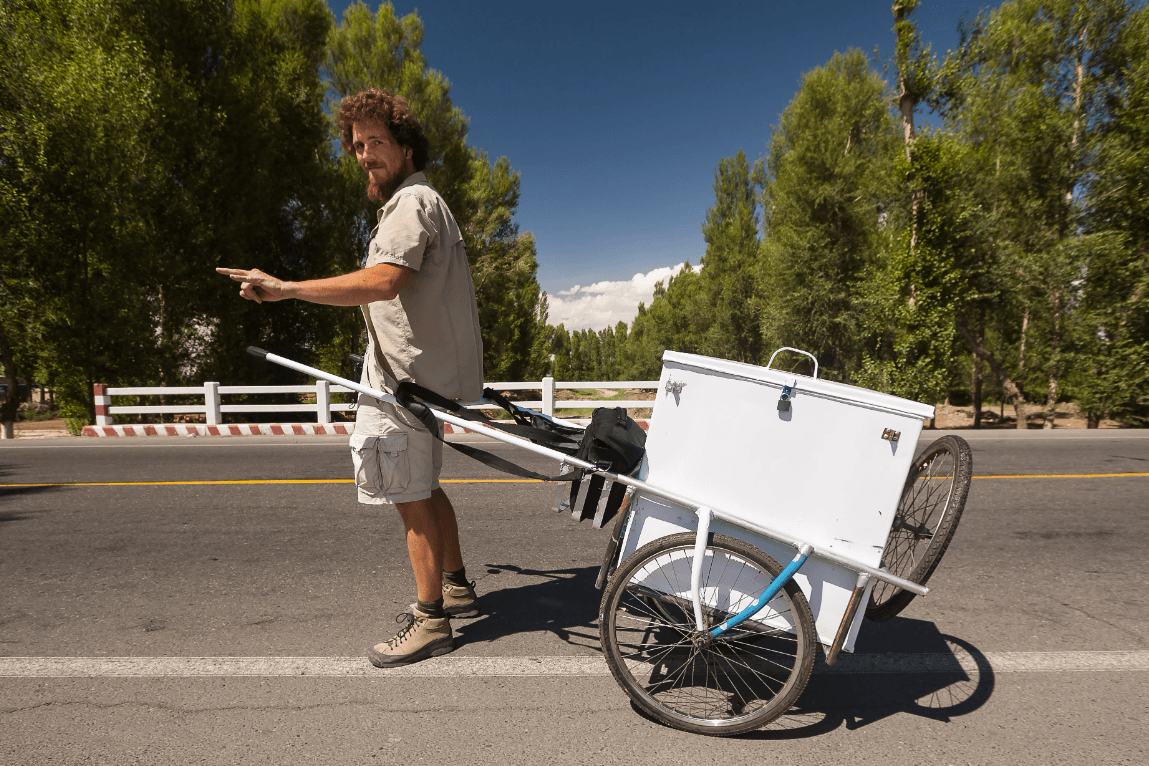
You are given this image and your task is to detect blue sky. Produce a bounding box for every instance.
[328,0,986,328]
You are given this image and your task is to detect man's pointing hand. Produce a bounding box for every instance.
[216,267,290,304]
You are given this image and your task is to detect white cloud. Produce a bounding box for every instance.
[546,262,701,332]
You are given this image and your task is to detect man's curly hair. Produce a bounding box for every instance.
[337,88,430,171]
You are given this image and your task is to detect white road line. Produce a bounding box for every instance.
[1,651,1147,678]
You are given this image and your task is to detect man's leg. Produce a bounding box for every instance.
[394,488,462,602]
[427,488,479,617]
[430,488,464,573]
[368,491,457,667]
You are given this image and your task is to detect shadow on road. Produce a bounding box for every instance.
[453,563,602,649]
[0,462,60,519]
[736,619,995,739]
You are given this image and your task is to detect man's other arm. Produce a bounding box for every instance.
[216,263,414,305]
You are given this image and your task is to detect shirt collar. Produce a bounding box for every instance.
[395,171,427,195]
[376,172,427,221]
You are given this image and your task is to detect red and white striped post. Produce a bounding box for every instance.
[94,384,112,426]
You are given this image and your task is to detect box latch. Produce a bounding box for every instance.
[881,428,901,442]
[777,377,797,412]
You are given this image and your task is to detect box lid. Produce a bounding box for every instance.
[662,350,935,420]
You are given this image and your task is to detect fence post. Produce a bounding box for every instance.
[542,376,555,417]
[94,384,112,426]
[204,382,220,426]
[316,380,331,424]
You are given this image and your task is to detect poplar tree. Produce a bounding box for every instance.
[325,1,545,380]
[698,150,764,363]
[758,49,900,379]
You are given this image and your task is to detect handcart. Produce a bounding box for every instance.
[251,345,972,737]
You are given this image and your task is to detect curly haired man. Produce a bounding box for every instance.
[218,88,483,667]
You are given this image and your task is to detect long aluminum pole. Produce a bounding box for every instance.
[250,347,928,596]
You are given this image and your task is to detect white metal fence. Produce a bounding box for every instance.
[92,377,659,427]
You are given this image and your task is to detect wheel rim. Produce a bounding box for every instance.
[871,443,958,607]
[607,544,805,728]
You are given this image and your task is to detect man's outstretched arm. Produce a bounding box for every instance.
[216,263,413,306]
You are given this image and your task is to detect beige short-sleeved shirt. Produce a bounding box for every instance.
[358,172,484,407]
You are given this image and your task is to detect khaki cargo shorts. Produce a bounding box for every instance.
[350,395,443,505]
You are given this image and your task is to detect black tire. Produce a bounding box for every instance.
[599,532,816,736]
[866,435,973,622]
[595,494,635,591]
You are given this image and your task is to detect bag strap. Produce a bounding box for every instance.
[395,381,581,451]
[394,382,581,482]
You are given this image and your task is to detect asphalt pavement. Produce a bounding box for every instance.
[1,429,1147,765]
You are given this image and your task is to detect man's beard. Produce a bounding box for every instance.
[366,166,408,202]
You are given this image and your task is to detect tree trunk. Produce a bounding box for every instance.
[957,321,1029,429]
[972,348,984,428]
[0,322,21,439]
[1044,290,1062,429]
[1018,307,1029,375]
[893,1,922,250]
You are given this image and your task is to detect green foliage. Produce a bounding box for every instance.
[697,151,764,363]
[464,153,544,380]
[622,265,706,379]
[856,133,982,402]
[759,49,900,379]
[1072,3,1149,424]
[932,0,1138,424]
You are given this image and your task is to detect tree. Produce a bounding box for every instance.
[935,0,1134,427]
[1,0,342,430]
[1073,2,1149,425]
[609,150,762,378]
[697,150,765,363]
[325,1,545,381]
[855,2,984,412]
[758,49,900,380]
[620,265,705,379]
[2,0,176,428]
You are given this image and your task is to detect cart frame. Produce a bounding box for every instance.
[253,346,927,667]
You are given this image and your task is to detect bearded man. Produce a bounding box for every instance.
[217,88,483,667]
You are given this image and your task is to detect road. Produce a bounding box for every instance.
[1,429,1147,765]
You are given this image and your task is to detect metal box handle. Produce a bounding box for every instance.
[766,347,819,379]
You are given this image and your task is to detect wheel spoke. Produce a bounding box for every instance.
[868,437,971,620]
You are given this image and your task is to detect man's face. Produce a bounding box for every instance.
[352,120,413,202]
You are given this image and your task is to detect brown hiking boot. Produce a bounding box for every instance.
[367,607,454,668]
[443,580,479,618]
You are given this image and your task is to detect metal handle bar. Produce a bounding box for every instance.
[766,347,819,379]
[248,346,926,596]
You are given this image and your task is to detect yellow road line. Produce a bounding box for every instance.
[2,473,1147,488]
[974,472,1149,479]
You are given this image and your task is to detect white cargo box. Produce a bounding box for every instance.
[618,350,935,652]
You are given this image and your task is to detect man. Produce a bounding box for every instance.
[217,88,484,667]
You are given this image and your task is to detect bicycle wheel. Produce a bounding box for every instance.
[600,532,816,736]
[866,435,973,622]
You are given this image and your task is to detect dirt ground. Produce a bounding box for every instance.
[931,401,1123,429]
[9,418,71,438]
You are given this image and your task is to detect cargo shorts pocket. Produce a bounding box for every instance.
[350,432,410,496]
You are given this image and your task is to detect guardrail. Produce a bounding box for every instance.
[92,377,660,427]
